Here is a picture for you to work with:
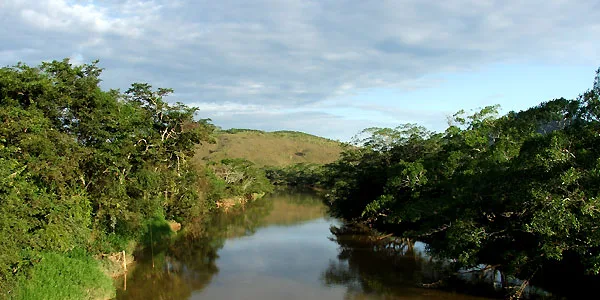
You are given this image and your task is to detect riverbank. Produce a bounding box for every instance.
[312,72,600,299]
[0,60,218,299]
[113,191,501,300]
[10,251,116,300]
[330,222,558,299]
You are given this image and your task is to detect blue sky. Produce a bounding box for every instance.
[336,63,595,131]
[1,0,598,141]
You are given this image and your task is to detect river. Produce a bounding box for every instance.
[115,191,491,300]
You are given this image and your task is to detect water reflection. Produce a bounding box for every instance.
[115,235,220,300]
[322,224,489,299]
[116,191,329,299]
[116,191,490,300]
[322,224,426,292]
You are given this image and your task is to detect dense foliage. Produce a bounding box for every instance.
[0,59,215,297]
[322,68,600,294]
[265,163,326,187]
[206,158,274,202]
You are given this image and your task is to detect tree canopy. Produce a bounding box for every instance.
[0,59,215,297]
[321,68,600,295]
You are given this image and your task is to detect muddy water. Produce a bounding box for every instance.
[116,191,491,300]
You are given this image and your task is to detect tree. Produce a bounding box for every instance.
[319,67,600,297]
[0,58,216,296]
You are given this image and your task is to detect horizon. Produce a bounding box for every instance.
[1,0,598,142]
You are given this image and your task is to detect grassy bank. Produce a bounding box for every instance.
[12,251,114,300]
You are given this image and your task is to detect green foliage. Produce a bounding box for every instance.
[13,251,114,300]
[205,158,274,201]
[221,128,264,134]
[0,59,214,296]
[320,67,600,291]
[265,163,326,187]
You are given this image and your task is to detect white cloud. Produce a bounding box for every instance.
[1,0,599,139]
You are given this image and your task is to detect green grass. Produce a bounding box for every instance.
[194,129,343,167]
[13,251,115,300]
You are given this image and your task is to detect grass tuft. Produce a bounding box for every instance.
[14,251,115,300]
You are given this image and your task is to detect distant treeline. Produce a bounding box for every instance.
[220,128,340,142]
[0,59,273,299]
[272,68,600,298]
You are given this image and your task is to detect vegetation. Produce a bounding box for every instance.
[15,251,114,300]
[4,57,598,298]
[265,163,328,188]
[194,128,343,167]
[317,68,600,297]
[0,59,216,298]
[205,158,274,205]
[194,127,342,208]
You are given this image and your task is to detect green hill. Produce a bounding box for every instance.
[193,129,344,167]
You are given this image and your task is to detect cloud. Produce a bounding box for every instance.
[1,0,599,139]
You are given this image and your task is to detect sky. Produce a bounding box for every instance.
[1,0,599,141]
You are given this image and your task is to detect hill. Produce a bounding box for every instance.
[193,129,344,167]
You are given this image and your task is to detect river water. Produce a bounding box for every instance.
[115,191,491,300]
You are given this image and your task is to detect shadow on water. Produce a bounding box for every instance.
[322,223,569,299]
[321,223,492,300]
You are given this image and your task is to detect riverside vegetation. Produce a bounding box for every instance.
[0,59,281,299]
[272,68,600,298]
[2,58,600,299]
[193,127,343,210]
